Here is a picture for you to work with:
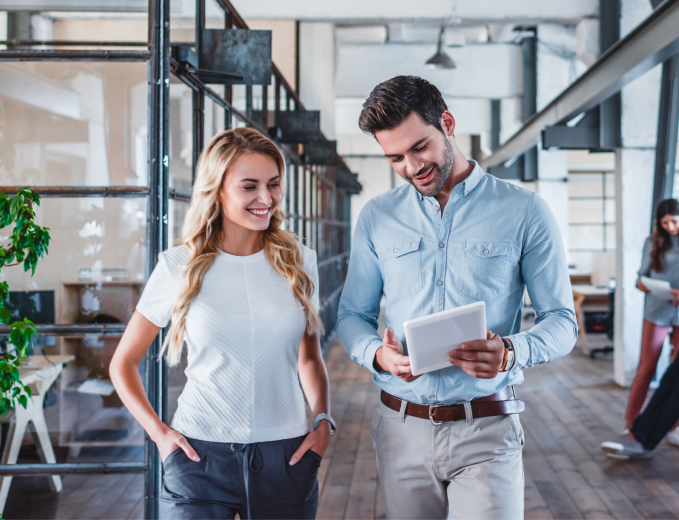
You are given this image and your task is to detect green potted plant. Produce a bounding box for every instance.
[0,188,51,414]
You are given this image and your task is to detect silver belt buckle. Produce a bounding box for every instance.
[429,405,445,426]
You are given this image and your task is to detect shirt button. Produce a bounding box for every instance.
[437,280,443,286]
[483,249,489,254]
[434,207,440,212]
[439,242,445,248]
[429,394,435,399]
[393,248,398,253]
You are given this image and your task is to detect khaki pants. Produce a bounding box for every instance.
[371,401,525,520]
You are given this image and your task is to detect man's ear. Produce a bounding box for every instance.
[440,110,456,137]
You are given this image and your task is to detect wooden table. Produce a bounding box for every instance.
[571,285,610,356]
[0,355,75,513]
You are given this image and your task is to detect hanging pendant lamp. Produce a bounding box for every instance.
[426,26,456,69]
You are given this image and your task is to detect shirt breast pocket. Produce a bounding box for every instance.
[376,239,423,301]
[454,240,513,299]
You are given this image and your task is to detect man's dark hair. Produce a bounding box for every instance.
[358,76,448,135]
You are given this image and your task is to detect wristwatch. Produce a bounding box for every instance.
[500,337,515,373]
[313,413,337,435]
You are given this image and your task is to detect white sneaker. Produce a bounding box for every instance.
[667,428,679,447]
[601,434,652,459]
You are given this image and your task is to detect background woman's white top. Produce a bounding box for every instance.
[136,244,319,444]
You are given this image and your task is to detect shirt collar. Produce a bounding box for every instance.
[413,159,486,201]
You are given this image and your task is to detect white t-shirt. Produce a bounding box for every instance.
[136,244,319,443]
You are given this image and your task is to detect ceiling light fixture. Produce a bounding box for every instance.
[426,26,456,69]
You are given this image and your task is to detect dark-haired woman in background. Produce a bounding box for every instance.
[629,199,679,426]
[601,199,679,458]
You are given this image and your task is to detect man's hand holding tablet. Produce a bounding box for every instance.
[448,330,505,379]
[374,327,422,383]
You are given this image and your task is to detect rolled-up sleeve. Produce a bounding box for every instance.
[506,195,578,376]
[337,203,392,380]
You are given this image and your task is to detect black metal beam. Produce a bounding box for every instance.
[0,462,148,477]
[490,33,536,180]
[483,0,679,169]
[0,324,127,335]
[169,187,192,202]
[490,99,501,152]
[541,0,621,152]
[599,0,622,149]
[0,49,151,61]
[146,0,170,517]
[542,109,602,150]
[0,40,148,46]
[0,186,149,197]
[192,89,205,184]
[652,54,679,212]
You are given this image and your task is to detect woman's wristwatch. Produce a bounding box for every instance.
[499,337,515,373]
[313,413,337,435]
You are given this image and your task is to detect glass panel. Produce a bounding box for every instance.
[171,0,196,44]
[604,199,616,223]
[6,472,143,518]
[568,251,593,275]
[604,223,616,250]
[44,10,147,48]
[568,177,603,198]
[169,80,193,191]
[604,173,615,198]
[569,199,603,224]
[204,87,226,145]
[570,225,604,250]
[170,0,226,44]
[231,84,247,113]
[169,199,190,248]
[206,0,227,29]
[0,62,148,186]
[2,198,146,323]
[7,334,146,465]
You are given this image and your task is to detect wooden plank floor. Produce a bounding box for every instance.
[6,335,679,519]
[316,335,679,520]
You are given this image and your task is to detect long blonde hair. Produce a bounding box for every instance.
[161,127,324,366]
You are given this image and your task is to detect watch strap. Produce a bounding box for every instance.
[313,413,337,435]
[500,337,515,372]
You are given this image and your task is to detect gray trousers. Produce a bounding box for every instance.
[371,401,525,520]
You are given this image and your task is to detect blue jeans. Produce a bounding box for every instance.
[160,435,320,519]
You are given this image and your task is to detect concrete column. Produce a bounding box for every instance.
[299,23,336,139]
[614,0,662,386]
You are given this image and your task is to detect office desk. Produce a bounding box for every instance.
[572,285,610,356]
[0,355,75,513]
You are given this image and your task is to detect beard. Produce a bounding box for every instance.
[405,136,455,198]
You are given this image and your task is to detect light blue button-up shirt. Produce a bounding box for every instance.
[337,161,577,405]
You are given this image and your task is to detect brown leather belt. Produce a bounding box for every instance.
[380,387,525,425]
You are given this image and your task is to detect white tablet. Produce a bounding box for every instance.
[403,301,486,376]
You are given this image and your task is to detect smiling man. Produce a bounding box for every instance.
[337,76,577,519]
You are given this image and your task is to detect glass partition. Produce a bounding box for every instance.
[0,62,148,186]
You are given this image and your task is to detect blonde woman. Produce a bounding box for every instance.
[110,128,335,519]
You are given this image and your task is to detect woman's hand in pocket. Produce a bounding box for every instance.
[289,422,331,465]
[154,427,200,463]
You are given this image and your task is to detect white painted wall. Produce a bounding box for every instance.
[336,43,522,99]
[299,23,336,139]
[232,0,597,23]
[336,97,491,136]
[614,0,662,387]
[536,24,583,253]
